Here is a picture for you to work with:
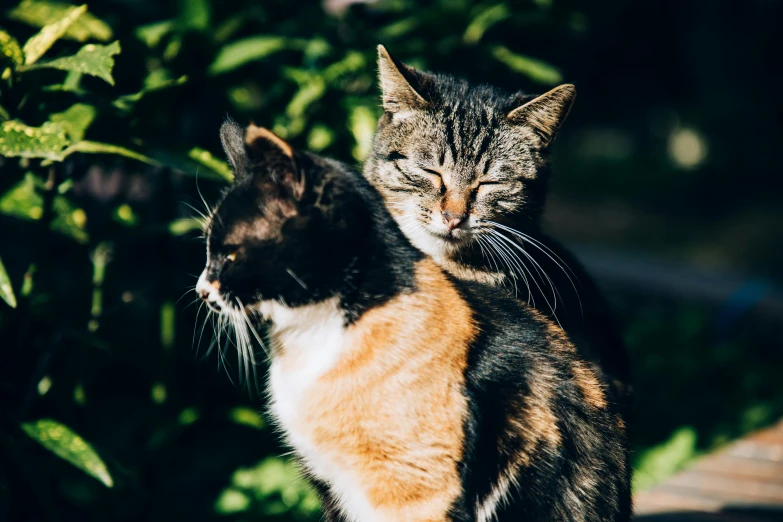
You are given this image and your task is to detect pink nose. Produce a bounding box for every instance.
[442,211,466,231]
[196,276,220,301]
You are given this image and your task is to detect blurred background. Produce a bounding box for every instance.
[0,0,781,520]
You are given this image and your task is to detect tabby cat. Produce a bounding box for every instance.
[364,46,631,407]
[196,121,630,521]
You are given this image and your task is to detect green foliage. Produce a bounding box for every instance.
[188,147,233,181]
[9,0,112,42]
[24,40,121,84]
[22,419,113,487]
[0,172,45,220]
[208,36,297,75]
[21,4,86,65]
[491,46,563,85]
[0,255,16,308]
[51,140,160,165]
[48,103,95,141]
[632,426,698,492]
[0,1,777,520]
[0,30,24,67]
[0,120,70,159]
[215,457,320,517]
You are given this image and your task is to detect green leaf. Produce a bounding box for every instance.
[464,4,510,45]
[9,1,112,42]
[53,140,160,166]
[178,0,211,31]
[168,217,203,236]
[0,255,16,308]
[209,36,300,75]
[49,103,96,141]
[0,29,24,67]
[633,426,698,492]
[219,457,320,516]
[0,173,88,242]
[348,104,377,162]
[51,196,88,243]
[113,74,187,111]
[23,41,121,85]
[135,20,174,48]
[229,407,265,430]
[0,172,44,221]
[188,147,233,182]
[22,4,86,65]
[22,419,113,487]
[491,46,563,85]
[0,120,70,160]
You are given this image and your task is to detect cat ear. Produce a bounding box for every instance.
[377,45,428,114]
[220,118,251,176]
[506,84,576,148]
[244,124,305,200]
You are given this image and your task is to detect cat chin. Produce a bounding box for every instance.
[420,229,472,257]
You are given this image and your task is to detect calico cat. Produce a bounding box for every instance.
[364,45,631,409]
[196,120,631,521]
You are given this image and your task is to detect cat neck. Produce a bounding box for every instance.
[436,253,506,286]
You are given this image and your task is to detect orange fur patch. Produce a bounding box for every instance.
[572,362,608,410]
[245,123,294,158]
[441,195,468,218]
[278,259,476,520]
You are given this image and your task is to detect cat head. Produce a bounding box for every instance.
[196,121,369,315]
[364,45,575,263]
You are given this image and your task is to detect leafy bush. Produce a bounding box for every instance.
[2,1,780,520]
[0,1,571,519]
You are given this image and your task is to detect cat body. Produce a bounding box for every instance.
[364,46,631,408]
[197,122,630,521]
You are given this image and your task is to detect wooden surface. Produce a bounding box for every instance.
[634,419,783,521]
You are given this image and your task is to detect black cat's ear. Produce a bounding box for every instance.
[220,118,250,178]
[244,124,305,200]
[377,45,428,114]
[506,84,576,148]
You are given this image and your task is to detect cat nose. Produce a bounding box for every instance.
[196,271,220,301]
[442,211,466,230]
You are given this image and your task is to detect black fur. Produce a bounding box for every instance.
[450,280,630,521]
[206,121,421,323]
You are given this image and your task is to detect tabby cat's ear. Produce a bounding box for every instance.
[377,45,428,114]
[243,124,305,200]
[506,84,576,148]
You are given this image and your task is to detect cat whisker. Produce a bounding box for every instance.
[484,220,582,314]
[175,285,198,306]
[182,201,209,222]
[285,268,309,290]
[488,229,564,328]
[482,232,531,304]
[182,201,212,232]
[192,301,206,354]
[484,232,533,303]
[181,297,202,311]
[195,171,214,220]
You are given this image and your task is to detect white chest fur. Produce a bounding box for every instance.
[262,298,381,522]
